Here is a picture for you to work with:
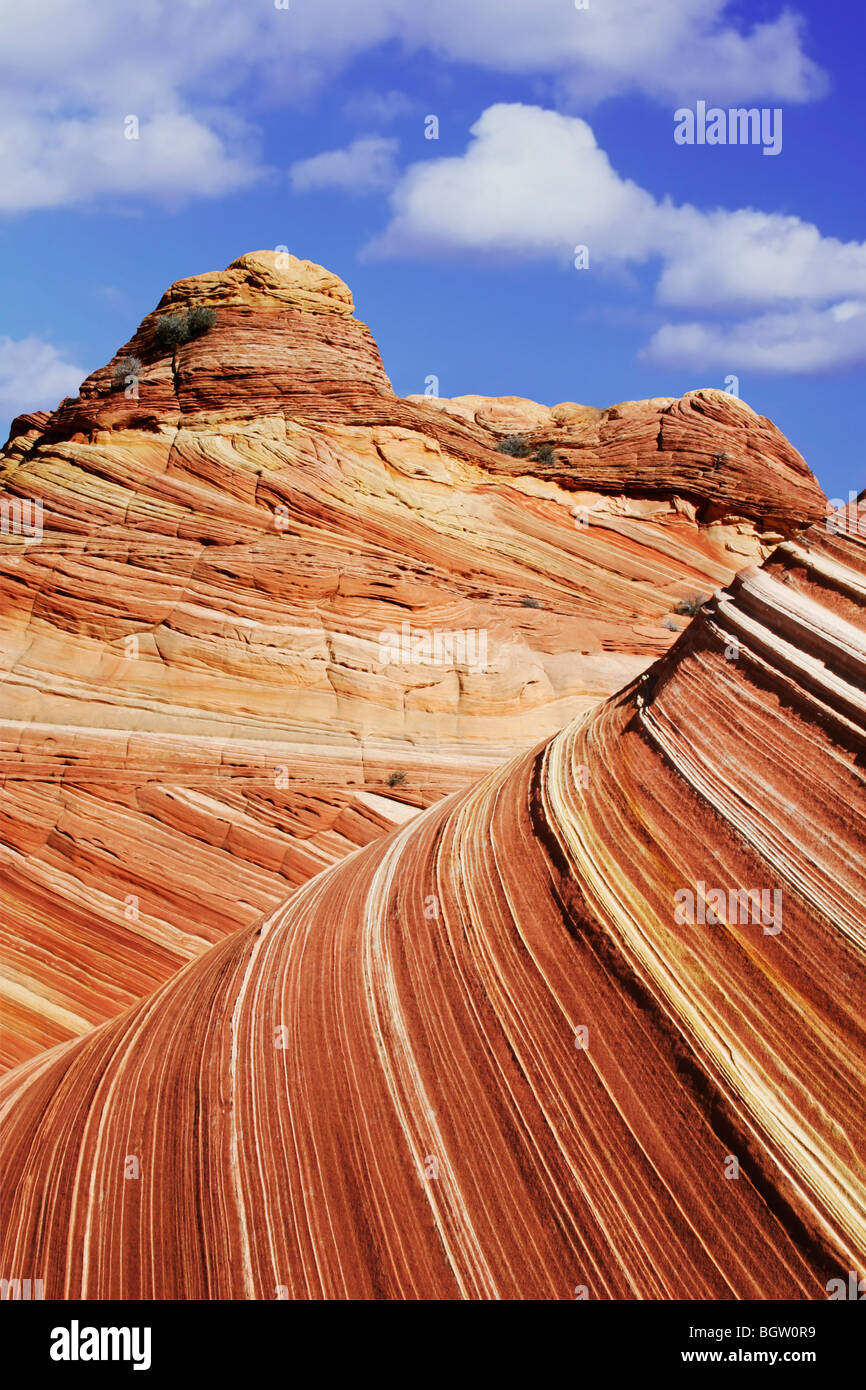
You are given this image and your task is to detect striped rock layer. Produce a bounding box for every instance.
[1,502,863,1299]
[0,253,827,1072]
[0,252,830,1077]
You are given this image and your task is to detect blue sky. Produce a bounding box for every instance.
[0,0,862,503]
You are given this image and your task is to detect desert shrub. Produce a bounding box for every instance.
[387,770,407,787]
[662,616,680,631]
[497,434,530,458]
[154,306,217,351]
[532,443,556,464]
[712,450,731,469]
[520,595,543,609]
[111,355,141,386]
[675,593,709,616]
[154,314,189,350]
[185,305,217,338]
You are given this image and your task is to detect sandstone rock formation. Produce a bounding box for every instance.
[1,499,862,1299]
[0,251,827,1074]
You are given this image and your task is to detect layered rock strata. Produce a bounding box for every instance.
[0,252,827,1070]
[0,502,862,1299]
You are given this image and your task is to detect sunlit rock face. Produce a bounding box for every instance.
[1,496,862,1300]
[0,251,827,1072]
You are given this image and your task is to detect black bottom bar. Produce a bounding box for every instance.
[2,1297,860,1378]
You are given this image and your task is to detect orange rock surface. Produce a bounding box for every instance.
[0,251,827,1081]
[1,499,862,1298]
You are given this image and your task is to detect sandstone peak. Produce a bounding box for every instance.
[41,249,390,436]
[157,249,355,317]
[15,250,826,544]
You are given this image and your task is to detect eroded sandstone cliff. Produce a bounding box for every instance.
[1,499,861,1298]
[0,251,827,1072]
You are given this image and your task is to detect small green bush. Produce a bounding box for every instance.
[497,434,530,458]
[387,771,407,787]
[520,595,543,609]
[185,305,218,338]
[675,593,708,616]
[154,314,188,350]
[111,355,141,386]
[712,450,731,469]
[154,306,217,351]
[532,443,556,464]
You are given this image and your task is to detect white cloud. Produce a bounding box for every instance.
[290,137,399,194]
[368,106,657,261]
[0,0,265,212]
[553,7,825,106]
[369,102,866,371]
[0,111,260,214]
[643,302,866,373]
[0,336,84,422]
[0,0,824,212]
[656,209,866,309]
[389,0,824,105]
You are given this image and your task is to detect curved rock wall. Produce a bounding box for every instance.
[1,503,861,1298]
